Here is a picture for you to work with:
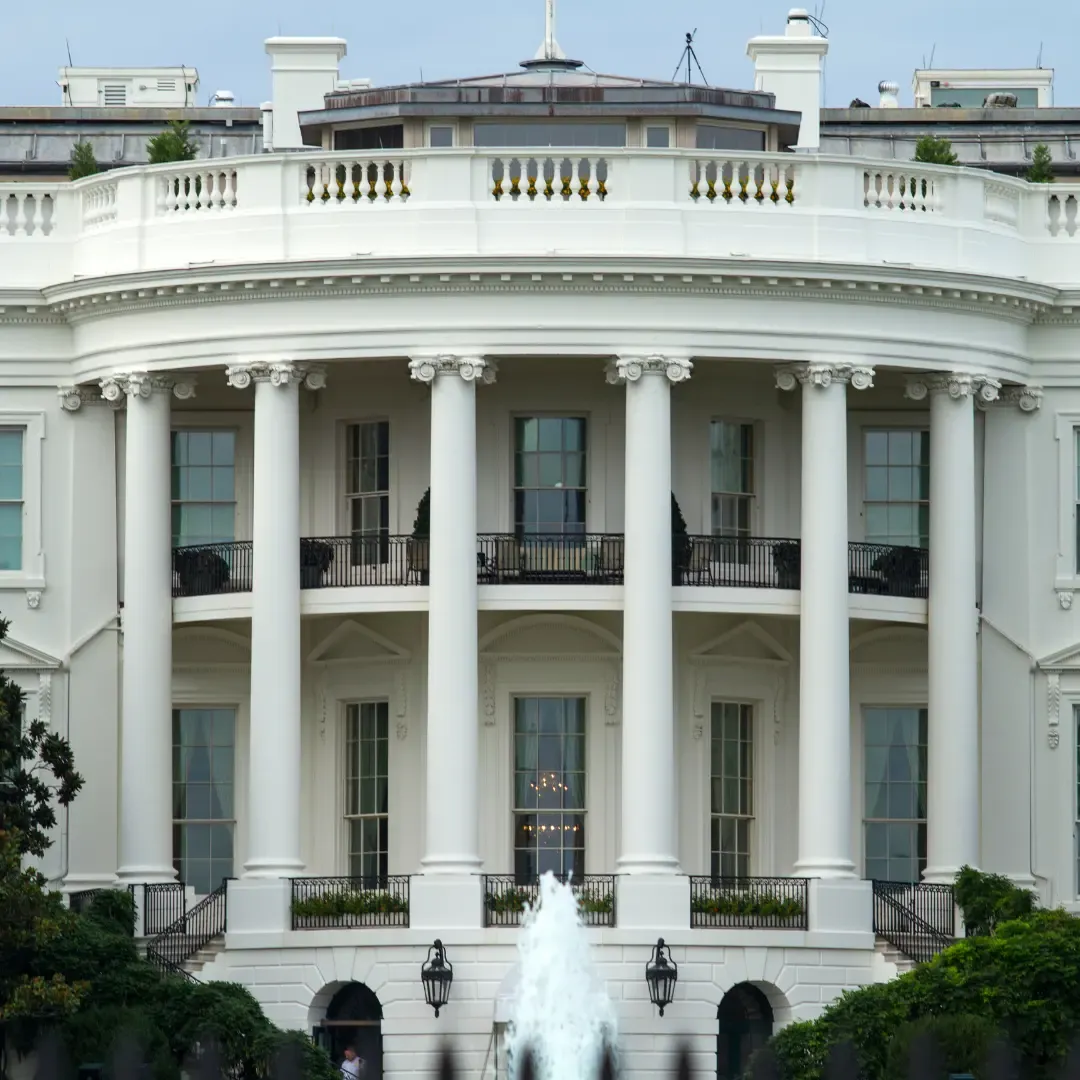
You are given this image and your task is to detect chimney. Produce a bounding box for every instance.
[878,80,900,108]
[746,8,829,150]
[264,37,347,150]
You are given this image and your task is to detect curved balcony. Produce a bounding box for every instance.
[3,150,1078,293]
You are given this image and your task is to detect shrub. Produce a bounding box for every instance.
[85,888,137,937]
[1027,143,1054,183]
[412,488,430,538]
[954,864,1035,937]
[690,893,804,919]
[291,889,408,919]
[146,120,198,165]
[69,141,100,181]
[914,135,958,166]
[886,1013,1003,1080]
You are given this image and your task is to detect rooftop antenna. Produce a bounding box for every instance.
[1036,42,1043,68]
[65,39,73,67]
[671,29,707,87]
[521,0,583,71]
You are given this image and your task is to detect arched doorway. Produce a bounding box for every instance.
[313,982,383,1080]
[716,983,774,1080]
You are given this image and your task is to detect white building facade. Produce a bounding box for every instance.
[2,10,1080,1080]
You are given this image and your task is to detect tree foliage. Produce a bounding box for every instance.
[146,120,198,165]
[913,134,959,166]
[954,864,1035,937]
[1027,143,1054,184]
[68,142,100,181]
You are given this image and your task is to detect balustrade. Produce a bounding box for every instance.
[0,187,57,236]
[488,155,609,202]
[156,168,238,214]
[302,158,410,204]
[689,158,795,205]
[863,167,941,212]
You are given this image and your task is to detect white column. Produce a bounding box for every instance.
[106,373,191,884]
[227,360,325,878]
[608,355,691,875]
[908,373,998,883]
[777,363,874,879]
[410,355,493,875]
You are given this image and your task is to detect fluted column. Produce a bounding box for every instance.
[410,355,494,875]
[777,362,874,879]
[106,372,194,884]
[907,373,999,883]
[607,355,692,875]
[227,360,325,878]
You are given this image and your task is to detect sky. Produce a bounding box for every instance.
[1,0,1073,110]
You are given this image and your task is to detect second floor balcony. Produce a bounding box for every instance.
[171,534,928,599]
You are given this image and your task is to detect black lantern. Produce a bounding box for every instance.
[645,938,678,1016]
[421,939,453,1017]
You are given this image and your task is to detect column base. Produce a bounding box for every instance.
[921,864,967,886]
[808,878,873,936]
[241,857,305,879]
[792,857,856,880]
[615,874,690,930]
[228,878,292,934]
[115,864,178,885]
[62,873,120,893]
[615,855,681,876]
[409,874,483,930]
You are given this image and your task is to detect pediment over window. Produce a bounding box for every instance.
[1038,640,1080,671]
[689,621,792,665]
[0,635,60,671]
[479,614,620,659]
[307,620,411,664]
[173,627,251,667]
[850,627,928,666]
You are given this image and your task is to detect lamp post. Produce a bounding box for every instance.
[421,939,453,1017]
[645,938,678,1017]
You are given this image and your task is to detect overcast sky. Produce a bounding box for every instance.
[2,0,1071,110]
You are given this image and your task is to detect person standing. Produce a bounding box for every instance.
[341,1047,365,1080]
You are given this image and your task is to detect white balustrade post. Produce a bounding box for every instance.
[777,363,874,880]
[608,355,692,877]
[105,372,192,885]
[409,355,492,879]
[907,373,998,883]
[227,360,325,878]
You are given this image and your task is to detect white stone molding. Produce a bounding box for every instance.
[225,361,325,391]
[905,373,1001,403]
[37,672,52,727]
[604,663,620,724]
[774,363,874,391]
[1060,590,1075,611]
[99,372,191,403]
[481,662,496,725]
[408,354,496,384]
[605,355,693,385]
[393,668,408,719]
[395,721,407,741]
[1048,671,1062,750]
[57,385,114,412]
[25,590,41,610]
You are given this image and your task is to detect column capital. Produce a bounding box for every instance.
[58,384,122,412]
[99,373,196,404]
[775,363,875,391]
[408,355,496,385]
[605,355,693,385]
[904,373,1001,404]
[225,361,326,391]
[975,384,1043,414]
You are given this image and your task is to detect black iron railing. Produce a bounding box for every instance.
[290,876,410,929]
[678,536,801,588]
[146,879,228,981]
[67,888,105,914]
[872,880,955,964]
[477,534,624,585]
[848,542,928,599]
[690,876,809,929]
[173,542,253,598]
[143,881,187,936]
[483,875,617,927]
[300,535,419,587]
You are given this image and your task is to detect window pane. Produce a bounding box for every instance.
[710,702,753,875]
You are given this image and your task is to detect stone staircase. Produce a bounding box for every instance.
[874,936,917,976]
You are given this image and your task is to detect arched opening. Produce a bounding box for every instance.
[313,982,383,1080]
[716,983,774,1080]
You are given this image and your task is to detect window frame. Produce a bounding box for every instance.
[0,412,44,590]
[709,700,755,878]
[860,426,931,549]
[426,121,457,148]
[511,414,589,537]
[709,418,757,539]
[343,699,390,883]
[170,428,239,549]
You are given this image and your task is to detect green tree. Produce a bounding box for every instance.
[68,142,100,181]
[146,120,198,165]
[1027,143,1054,183]
[913,134,959,166]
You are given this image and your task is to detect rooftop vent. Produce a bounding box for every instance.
[210,90,235,106]
[878,80,899,108]
[984,91,1018,108]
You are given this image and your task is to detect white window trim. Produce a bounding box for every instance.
[425,121,458,148]
[707,698,758,876]
[643,122,674,150]
[170,415,250,543]
[341,698,391,878]
[705,417,761,538]
[0,412,45,591]
[1053,412,1080,596]
[339,418,392,538]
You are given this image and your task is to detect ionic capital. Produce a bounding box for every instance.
[977,384,1043,414]
[58,385,107,412]
[605,355,693,385]
[99,373,195,404]
[225,361,326,391]
[775,363,874,391]
[905,373,1001,404]
[408,355,496,385]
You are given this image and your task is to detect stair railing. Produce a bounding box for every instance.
[146,879,229,981]
[872,879,954,964]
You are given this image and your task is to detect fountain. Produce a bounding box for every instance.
[505,873,618,1080]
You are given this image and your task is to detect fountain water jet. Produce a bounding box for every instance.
[506,873,618,1080]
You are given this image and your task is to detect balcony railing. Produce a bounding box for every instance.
[690,876,809,929]
[170,537,928,600]
[483,874,616,927]
[290,876,410,929]
[872,880,955,963]
[142,881,187,935]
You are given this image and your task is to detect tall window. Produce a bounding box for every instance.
[864,707,928,882]
[513,418,587,535]
[0,430,24,570]
[171,431,236,548]
[711,702,754,878]
[711,422,755,538]
[345,422,390,564]
[172,708,235,894]
[345,702,389,881]
[1074,432,1080,571]
[513,697,585,881]
[864,430,930,548]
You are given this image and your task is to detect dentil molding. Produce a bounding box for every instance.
[225,361,326,390]
[408,355,496,384]
[605,355,693,385]
[774,363,875,391]
[904,373,1001,403]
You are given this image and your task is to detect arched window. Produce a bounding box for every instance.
[314,983,383,1080]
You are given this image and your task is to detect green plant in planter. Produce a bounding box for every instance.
[485,887,531,914]
[691,893,804,919]
[872,545,923,595]
[671,492,691,585]
[773,542,800,589]
[413,488,430,538]
[578,893,614,915]
[291,890,408,919]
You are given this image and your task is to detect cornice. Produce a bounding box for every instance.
[34,257,1061,328]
